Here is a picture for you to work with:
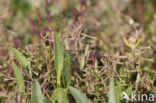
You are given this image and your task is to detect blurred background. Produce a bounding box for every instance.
[0,0,155,50]
[1,0,155,69]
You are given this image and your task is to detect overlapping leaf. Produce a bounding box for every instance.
[12,48,29,68]
[50,88,69,103]
[31,80,44,103]
[69,86,89,103]
[12,62,25,93]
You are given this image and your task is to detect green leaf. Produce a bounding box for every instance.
[44,99,52,103]
[108,78,116,103]
[125,85,132,103]
[31,80,44,103]
[115,81,121,103]
[50,88,69,103]
[69,86,89,103]
[12,62,25,93]
[12,48,29,68]
[63,57,71,88]
[53,33,64,86]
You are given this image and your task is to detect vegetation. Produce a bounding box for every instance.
[0,0,156,103]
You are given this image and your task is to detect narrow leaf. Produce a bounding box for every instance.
[78,55,85,70]
[31,80,44,103]
[12,62,25,93]
[125,85,132,103]
[53,33,64,86]
[115,81,121,103]
[12,48,29,68]
[63,57,71,88]
[69,86,89,103]
[50,88,69,103]
[84,44,90,57]
[108,78,116,103]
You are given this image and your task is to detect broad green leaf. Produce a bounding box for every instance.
[12,48,29,68]
[69,86,89,103]
[63,57,71,88]
[31,80,44,103]
[50,88,69,103]
[108,78,116,103]
[53,33,64,86]
[12,62,25,93]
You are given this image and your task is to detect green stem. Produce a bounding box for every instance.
[57,73,61,87]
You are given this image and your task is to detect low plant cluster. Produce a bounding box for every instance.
[11,33,90,103]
